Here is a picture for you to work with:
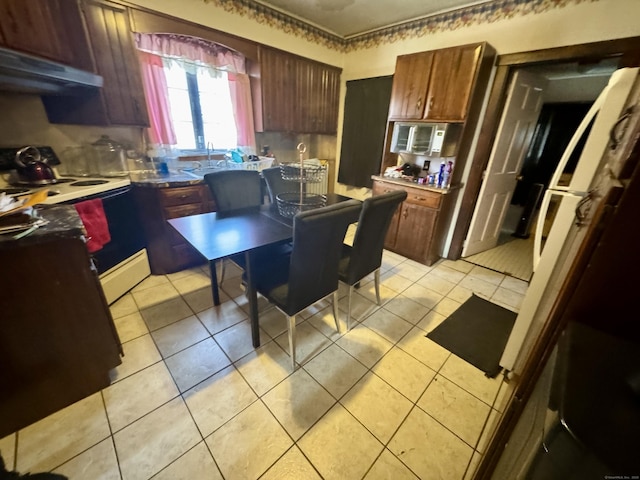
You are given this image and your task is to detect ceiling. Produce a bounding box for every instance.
[252,0,490,38]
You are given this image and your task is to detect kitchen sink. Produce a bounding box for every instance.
[179,166,227,178]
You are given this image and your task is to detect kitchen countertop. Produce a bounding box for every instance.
[129,170,207,188]
[371,175,460,194]
[0,205,84,248]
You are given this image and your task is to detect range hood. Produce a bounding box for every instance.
[0,46,103,95]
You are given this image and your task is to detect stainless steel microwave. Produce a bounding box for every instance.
[390,122,457,156]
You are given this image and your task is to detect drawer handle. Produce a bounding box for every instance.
[179,194,189,199]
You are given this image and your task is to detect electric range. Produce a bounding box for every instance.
[0,172,131,204]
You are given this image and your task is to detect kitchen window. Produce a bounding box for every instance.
[135,33,256,154]
[164,61,237,151]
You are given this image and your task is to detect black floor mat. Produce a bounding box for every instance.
[426,294,517,378]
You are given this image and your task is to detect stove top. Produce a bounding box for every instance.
[0,173,131,204]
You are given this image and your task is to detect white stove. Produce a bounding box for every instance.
[0,170,149,305]
[0,172,131,204]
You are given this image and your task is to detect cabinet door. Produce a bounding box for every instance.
[308,63,340,134]
[0,0,91,68]
[83,0,149,126]
[42,0,149,126]
[260,47,296,132]
[424,44,482,122]
[394,202,438,261]
[388,51,433,120]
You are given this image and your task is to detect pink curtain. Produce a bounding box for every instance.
[138,51,176,146]
[228,72,256,150]
[136,33,246,73]
[135,33,253,149]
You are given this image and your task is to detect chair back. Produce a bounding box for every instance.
[343,190,407,285]
[204,170,263,212]
[286,199,362,314]
[262,166,293,204]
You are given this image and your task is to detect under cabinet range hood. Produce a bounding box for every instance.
[0,46,103,95]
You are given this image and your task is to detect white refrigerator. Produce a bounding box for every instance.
[500,66,640,374]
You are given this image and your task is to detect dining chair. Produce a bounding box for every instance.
[252,199,362,370]
[338,190,407,331]
[203,170,264,281]
[203,170,263,212]
[261,166,293,204]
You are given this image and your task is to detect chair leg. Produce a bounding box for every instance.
[220,258,226,282]
[346,285,354,331]
[332,291,341,333]
[374,269,381,305]
[287,315,296,370]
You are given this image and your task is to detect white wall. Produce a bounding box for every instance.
[335,0,640,197]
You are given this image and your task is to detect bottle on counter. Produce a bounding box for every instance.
[443,160,454,188]
[437,161,446,188]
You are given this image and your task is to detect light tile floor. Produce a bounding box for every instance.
[1,228,526,480]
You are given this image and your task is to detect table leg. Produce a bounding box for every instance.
[245,250,261,348]
[209,260,221,306]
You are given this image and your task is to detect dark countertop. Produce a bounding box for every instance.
[129,170,206,188]
[371,175,460,194]
[0,205,84,248]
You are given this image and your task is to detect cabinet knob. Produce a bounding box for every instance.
[402,209,408,219]
[416,98,422,110]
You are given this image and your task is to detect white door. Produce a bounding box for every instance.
[462,70,548,257]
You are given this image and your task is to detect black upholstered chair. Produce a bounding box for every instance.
[203,170,264,281]
[261,166,293,204]
[204,170,263,212]
[252,199,362,370]
[338,190,407,330]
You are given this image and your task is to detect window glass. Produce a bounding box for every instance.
[163,61,237,151]
[198,70,237,150]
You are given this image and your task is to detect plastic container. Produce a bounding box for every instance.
[91,135,129,177]
[59,145,93,176]
[225,157,274,172]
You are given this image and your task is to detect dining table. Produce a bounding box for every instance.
[167,193,352,348]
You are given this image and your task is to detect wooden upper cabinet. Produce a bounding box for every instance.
[0,0,92,69]
[425,44,483,121]
[42,0,149,126]
[255,46,341,134]
[388,43,488,122]
[82,0,149,126]
[388,51,433,119]
[259,47,296,132]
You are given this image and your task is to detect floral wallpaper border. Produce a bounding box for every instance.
[203,0,597,52]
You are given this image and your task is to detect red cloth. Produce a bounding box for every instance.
[74,199,111,253]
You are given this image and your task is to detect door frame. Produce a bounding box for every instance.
[448,36,640,260]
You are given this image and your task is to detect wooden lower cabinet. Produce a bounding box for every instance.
[373,179,454,265]
[134,184,216,274]
[0,237,122,437]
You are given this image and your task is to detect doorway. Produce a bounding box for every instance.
[462,58,618,281]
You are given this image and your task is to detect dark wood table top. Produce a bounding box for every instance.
[167,193,354,262]
[167,206,292,262]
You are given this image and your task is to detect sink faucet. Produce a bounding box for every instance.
[206,141,214,168]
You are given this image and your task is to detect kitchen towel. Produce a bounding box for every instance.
[74,198,111,253]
